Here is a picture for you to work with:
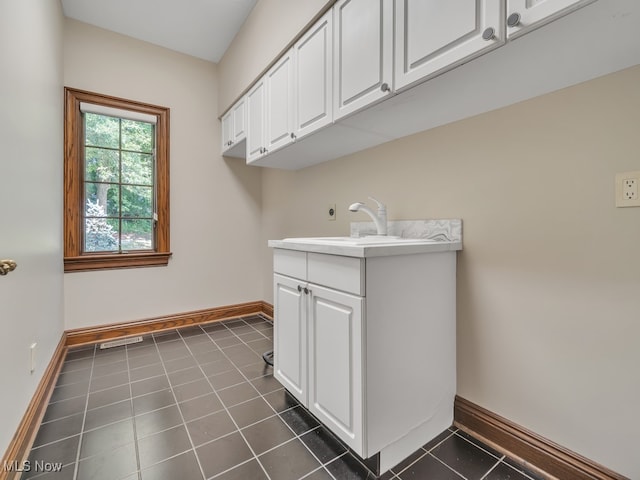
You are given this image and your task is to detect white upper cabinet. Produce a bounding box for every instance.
[293,10,333,140]
[221,110,233,153]
[232,98,246,144]
[394,0,505,92]
[246,78,266,163]
[227,0,633,170]
[265,49,295,154]
[221,96,247,158]
[333,0,393,120]
[506,0,595,39]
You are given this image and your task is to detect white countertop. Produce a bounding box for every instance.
[268,236,462,258]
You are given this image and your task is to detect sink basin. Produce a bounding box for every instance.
[282,236,438,246]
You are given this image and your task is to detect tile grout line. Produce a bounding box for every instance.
[72,343,96,480]
[24,348,95,480]
[180,319,274,480]
[65,330,276,445]
[203,316,340,479]
[145,330,208,480]
[124,339,143,480]
[38,316,345,480]
[42,316,335,480]
[214,315,342,480]
[390,429,456,477]
[426,452,470,480]
[479,458,503,480]
[453,430,504,462]
[38,317,544,480]
[206,317,339,477]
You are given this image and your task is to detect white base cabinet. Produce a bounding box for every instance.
[272,248,457,472]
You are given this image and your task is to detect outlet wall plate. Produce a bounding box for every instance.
[328,203,336,221]
[615,171,640,207]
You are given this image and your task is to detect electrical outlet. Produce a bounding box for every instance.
[615,172,640,207]
[328,204,336,221]
[623,178,637,200]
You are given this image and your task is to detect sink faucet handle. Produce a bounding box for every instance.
[368,196,386,212]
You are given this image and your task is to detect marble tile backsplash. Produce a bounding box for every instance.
[350,219,462,242]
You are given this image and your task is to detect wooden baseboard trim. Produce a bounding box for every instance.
[454,396,628,480]
[0,334,67,480]
[65,300,273,347]
[261,301,273,319]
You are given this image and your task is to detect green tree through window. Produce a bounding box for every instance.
[83,112,155,252]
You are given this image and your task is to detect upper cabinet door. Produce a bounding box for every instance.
[232,97,246,144]
[506,0,595,39]
[246,78,266,163]
[265,49,295,154]
[395,0,505,92]
[294,10,333,140]
[221,111,233,154]
[333,0,393,120]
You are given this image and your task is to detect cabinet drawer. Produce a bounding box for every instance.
[308,253,363,296]
[274,249,307,279]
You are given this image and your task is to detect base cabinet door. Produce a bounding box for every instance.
[308,284,364,454]
[506,0,594,38]
[273,274,307,405]
[394,0,504,91]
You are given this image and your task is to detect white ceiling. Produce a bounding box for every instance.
[61,0,258,63]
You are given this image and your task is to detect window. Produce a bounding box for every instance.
[64,88,171,272]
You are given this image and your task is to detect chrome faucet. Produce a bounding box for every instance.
[349,197,387,236]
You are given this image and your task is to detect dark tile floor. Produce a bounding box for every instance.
[24,315,544,480]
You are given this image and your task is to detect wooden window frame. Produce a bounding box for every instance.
[64,87,171,272]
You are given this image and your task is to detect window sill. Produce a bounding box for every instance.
[64,252,172,272]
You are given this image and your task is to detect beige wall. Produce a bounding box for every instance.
[63,19,263,329]
[0,0,64,456]
[217,0,331,114]
[259,67,640,478]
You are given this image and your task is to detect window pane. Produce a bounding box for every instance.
[85,147,119,182]
[122,219,153,250]
[85,113,119,149]
[85,183,120,217]
[122,152,153,186]
[84,217,118,252]
[121,119,154,153]
[122,185,153,218]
